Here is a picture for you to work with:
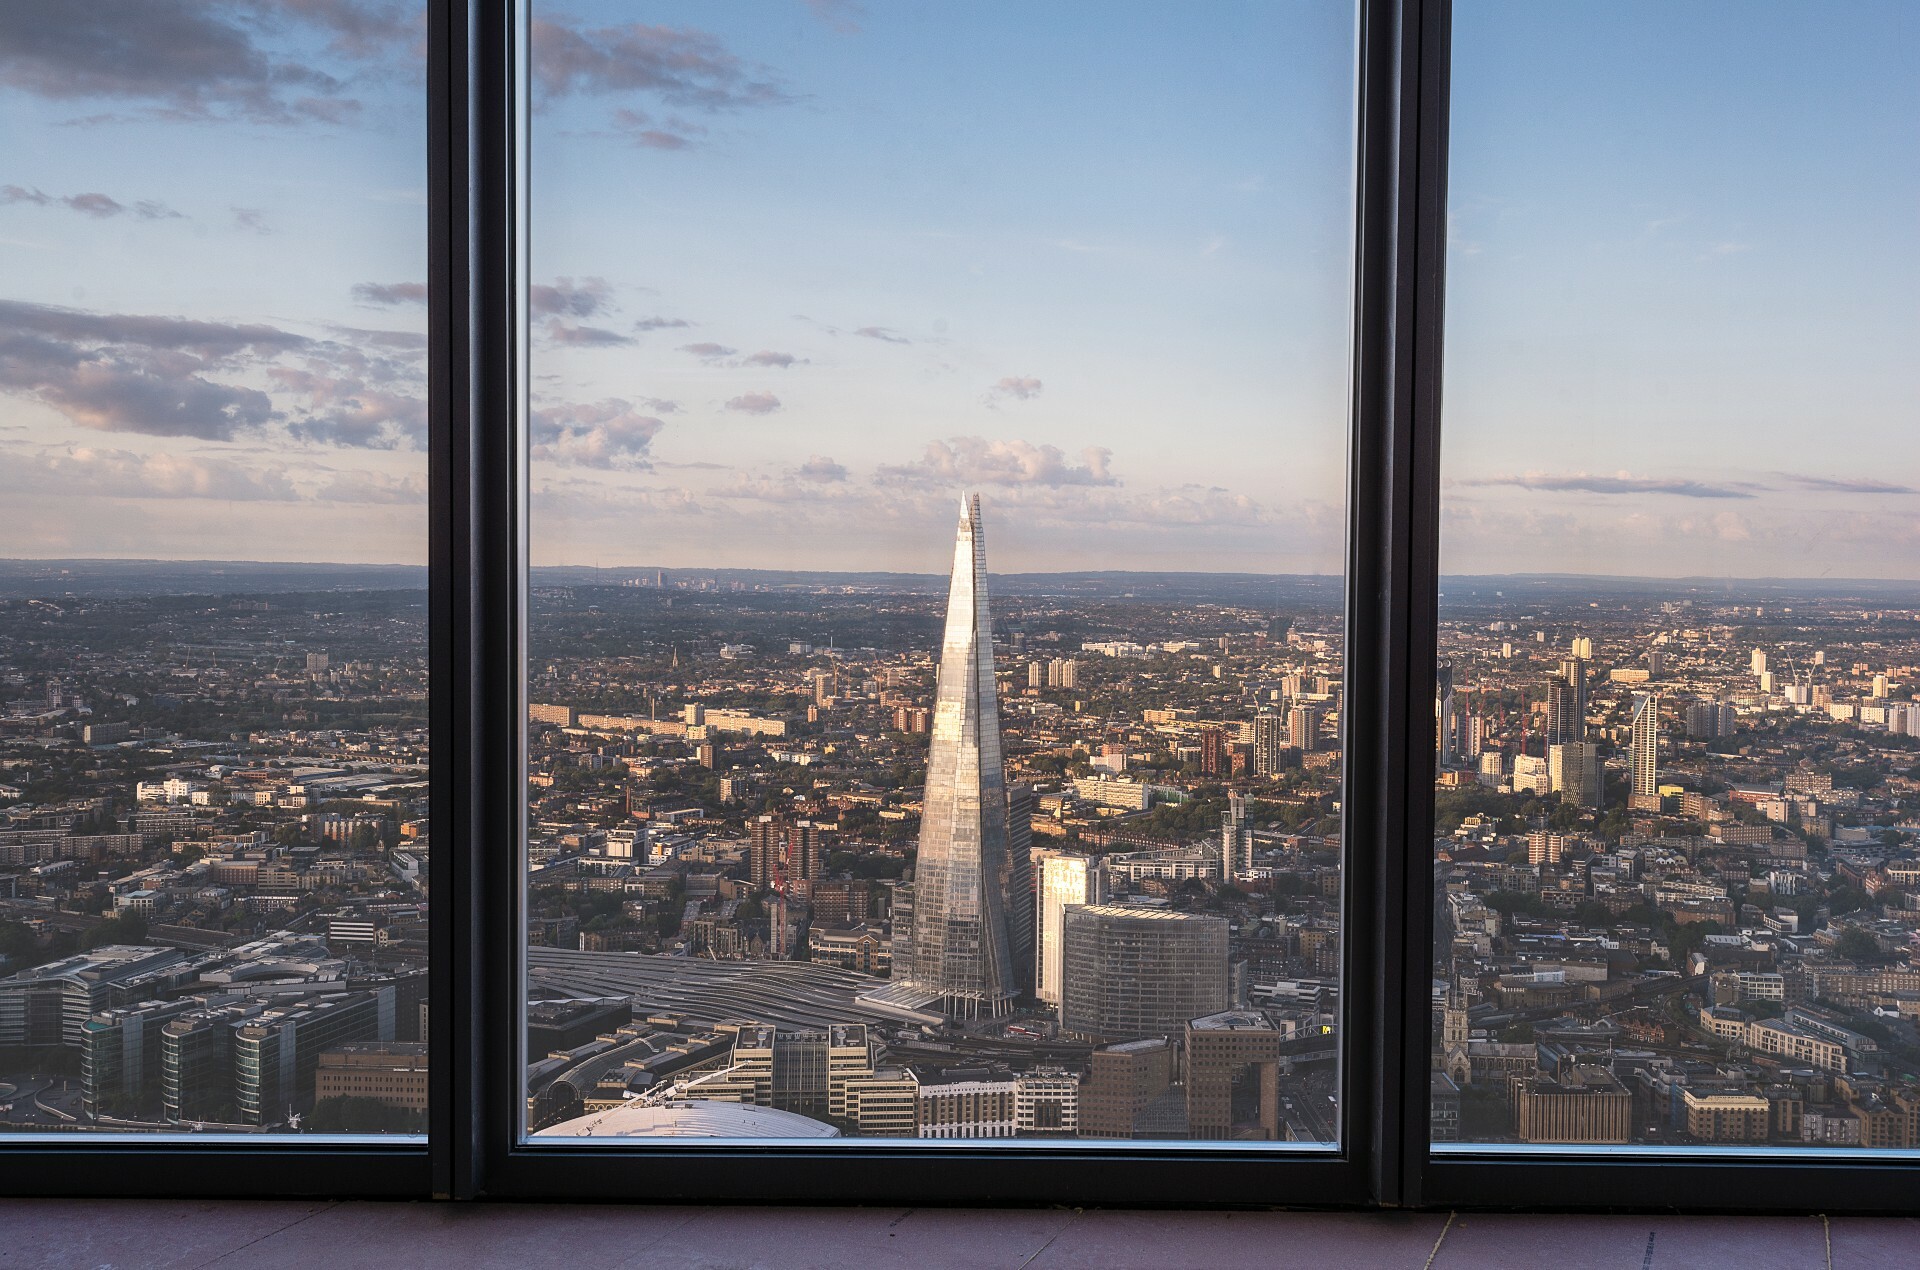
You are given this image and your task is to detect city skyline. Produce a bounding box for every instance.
[1,3,1914,575]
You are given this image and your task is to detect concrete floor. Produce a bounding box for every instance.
[1,1201,1917,1269]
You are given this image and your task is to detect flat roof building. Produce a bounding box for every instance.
[1060,905,1228,1043]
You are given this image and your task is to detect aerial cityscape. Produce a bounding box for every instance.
[0,0,1912,1166]
[1430,578,1920,1148]
[3,517,1920,1149]
[0,562,429,1134]
[523,497,1346,1143]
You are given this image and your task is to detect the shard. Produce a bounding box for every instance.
[870,495,1017,1022]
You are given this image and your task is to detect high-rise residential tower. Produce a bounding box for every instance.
[870,496,1018,1021]
[1629,693,1661,810]
[1221,790,1254,882]
[1435,664,1458,766]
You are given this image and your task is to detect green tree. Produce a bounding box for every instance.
[304,1096,424,1134]
[1834,927,1883,963]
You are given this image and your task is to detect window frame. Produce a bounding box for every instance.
[5,0,1919,1212]
[468,0,1411,1207]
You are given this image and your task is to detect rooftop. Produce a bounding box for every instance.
[532,1100,841,1140]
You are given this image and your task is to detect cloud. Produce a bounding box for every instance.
[269,366,425,448]
[312,469,427,504]
[4,446,299,501]
[1,185,181,219]
[1456,472,1760,500]
[0,1,412,125]
[724,392,781,415]
[854,325,908,344]
[530,276,613,318]
[795,455,848,483]
[680,342,736,360]
[530,399,664,469]
[806,0,865,34]
[877,437,1116,489]
[0,298,301,440]
[231,206,269,233]
[543,322,634,347]
[281,0,417,61]
[610,108,705,151]
[987,375,1044,402]
[531,18,789,111]
[741,350,801,369]
[351,281,427,307]
[633,316,691,332]
[1789,475,1918,495]
[0,298,429,449]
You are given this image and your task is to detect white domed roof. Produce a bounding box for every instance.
[533,1100,841,1140]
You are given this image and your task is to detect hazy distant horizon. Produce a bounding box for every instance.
[4,555,1919,592]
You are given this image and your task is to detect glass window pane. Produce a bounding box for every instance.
[523,2,1357,1147]
[1433,2,1920,1153]
[0,3,429,1139]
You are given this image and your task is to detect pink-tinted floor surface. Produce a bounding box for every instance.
[1,1200,1915,1269]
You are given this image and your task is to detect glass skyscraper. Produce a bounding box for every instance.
[873,496,1018,1021]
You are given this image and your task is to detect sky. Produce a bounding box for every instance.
[0,1,1914,579]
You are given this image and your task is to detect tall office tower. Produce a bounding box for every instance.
[1629,693,1661,810]
[1060,906,1230,1042]
[1251,712,1288,775]
[1548,741,1602,809]
[1751,649,1768,676]
[1435,664,1458,765]
[1004,783,1036,994]
[1036,854,1104,1006]
[1288,703,1322,753]
[1220,790,1254,882]
[889,496,1017,1020]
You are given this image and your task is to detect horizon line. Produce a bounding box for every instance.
[2,556,1919,588]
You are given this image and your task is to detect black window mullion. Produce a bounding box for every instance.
[430,0,525,1202]
[1345,0,1453,1211]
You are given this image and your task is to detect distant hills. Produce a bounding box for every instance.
[0,558,1912,605]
